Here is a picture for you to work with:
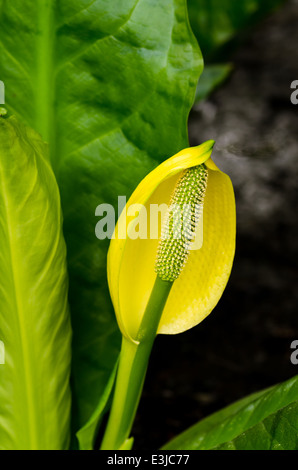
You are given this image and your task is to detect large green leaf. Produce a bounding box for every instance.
[0,0,202,442]
[162,375,298,450]
[0,117,71,450]
[214,401,298,450]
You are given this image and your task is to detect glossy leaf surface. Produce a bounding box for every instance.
[215,401,298,450]
[0,117,71,450]
[163,375,298,450]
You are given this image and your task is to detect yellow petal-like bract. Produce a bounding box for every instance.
[107,141,236,342]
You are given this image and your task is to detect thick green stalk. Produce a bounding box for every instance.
[100,277,172,450]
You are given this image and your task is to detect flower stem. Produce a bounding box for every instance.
[100,276,173,450]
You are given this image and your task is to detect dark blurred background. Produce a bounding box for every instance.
[133,0,298,449]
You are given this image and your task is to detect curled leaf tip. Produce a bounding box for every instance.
[196,139,215,155]
[205,139,215,149]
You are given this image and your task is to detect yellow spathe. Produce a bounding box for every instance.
[107,141,236,342]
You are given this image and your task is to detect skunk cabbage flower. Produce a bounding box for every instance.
[108,141,236,343]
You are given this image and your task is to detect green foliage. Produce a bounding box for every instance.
[76,360,118,450]
[0,0,202,447]
[0,117,71,449]
[0,0,295,452]
[215,402,298,450]
[162,375,298,450]
[188,0,286,102]
[187,0,286,60]
[194,64,233,102]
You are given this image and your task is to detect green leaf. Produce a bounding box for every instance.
[0,0,202,443]
[194,63,233,102]
[76,359,118,450]
[215,401,298,450]
[118,438,134,450]
[162,375,298,450]
[0,117,72,450]
[187,0,286,60]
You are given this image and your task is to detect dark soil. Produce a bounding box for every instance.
[133,0,298,450]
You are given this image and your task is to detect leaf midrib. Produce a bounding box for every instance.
[35,0,56,155]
